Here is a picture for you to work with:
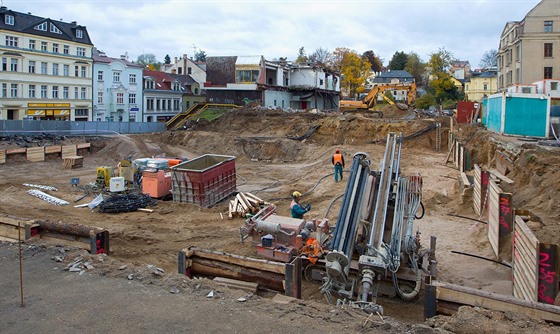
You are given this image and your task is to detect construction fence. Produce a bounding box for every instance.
[0,120,166,136]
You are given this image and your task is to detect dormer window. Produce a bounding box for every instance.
[5,15,14,25]
[76,29,83,38]
[50,23,62,34]
[35,22,47,31]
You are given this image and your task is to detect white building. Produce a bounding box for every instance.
[0,6,93,121]
[92,49,143,122]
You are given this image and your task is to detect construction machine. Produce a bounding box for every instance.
[320,132,434,314]
[340,83,417,113]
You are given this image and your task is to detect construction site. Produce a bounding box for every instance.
[1,105,559,332]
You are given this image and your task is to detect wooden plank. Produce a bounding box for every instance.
[26,147,45,162]
[244,192,264,204]
[45,145,62,154]
[460,172,471,188]
[432,282,560,324]
[490,168,514,185]
[76,143,91,149]
[213,277,258,293]
[61,145,77,159]
[513,263,537,301]
[515,216,539,247]
[0,149,6,164]
[6,147,26,154]
[186,248,286,275]
[137,208,154,213]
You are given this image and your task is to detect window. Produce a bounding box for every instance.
[41,85,47,98]
[80,87,86,99]
[63,45,69,54]
[544,43,553,58]
[1,83,6,97]
[41,62,47,74]
[63,86,69,99]
[516,45,521,62]
[52,86,58,98]
[97,92,103,104]
[77,47,85,57]
[52,43,59,53]
[10,84,18,98]
[544,67,553,79]
[113,71,121,82]
[50,23,62,34]
[483,83,488,91]
[63,64,69,76]
[173,82,180,90]
[5,36,18,47]
[52,63,59,76]
[76,29,83,38]
[145,80,154,89]
[29,40,35,49]
[10,59,17,72]
[81,66,86,77]
[74,87,78,99]
[35,22,47,31]
[544,21,553,33]
[28,61,35,73]
[320,79,324,86]
[235,70,259,83]
[129,74,136,83]
[521,87,532,93]
[174,99,180,110]
[187,67,192,75]
[5,15,14,25]
[129,93,136,104]
[1,58,6,71]
[117,93,124,104]
[97,70,103,81]
[551,82,558,91]
[41,41,47,51]
[29,85,36,98]
[75,109,88,117]
[74,65,79,77]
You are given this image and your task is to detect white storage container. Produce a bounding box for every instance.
[109,177,125,192]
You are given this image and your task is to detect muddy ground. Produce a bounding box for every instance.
[1,107,559,332]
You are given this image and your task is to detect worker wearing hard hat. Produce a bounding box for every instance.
[290,191,311,219]
[332,148,345,182]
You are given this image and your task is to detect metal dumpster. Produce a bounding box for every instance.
[171,154,236,207]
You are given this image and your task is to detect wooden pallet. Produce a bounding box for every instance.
[62,156,84,169]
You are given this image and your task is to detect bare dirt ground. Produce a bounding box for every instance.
[1,107,559,332]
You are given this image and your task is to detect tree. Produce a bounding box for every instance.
[194,50,207,62]
[295,47,307,63]
[136,53,160,69]
[340,51,371,98]
[404,52,425,86]
[427,48,457,103]
[308,47,331,66]
[479,49,498,68]
[164,54,171,64]
[362,50,383,72]
[415,93,436,109]
[388,51,408,70]
[327,47,351,73]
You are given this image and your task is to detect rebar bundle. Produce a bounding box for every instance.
[23,183,59,192]
[26,189,69,205]
[96,192,158,213]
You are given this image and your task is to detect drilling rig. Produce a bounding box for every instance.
[321,132,432,314]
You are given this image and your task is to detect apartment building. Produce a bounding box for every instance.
[497,0,560,91]
[464,69,498,102]
[142,70,183,122]
[93,49,143,122]
[0,6,93,120]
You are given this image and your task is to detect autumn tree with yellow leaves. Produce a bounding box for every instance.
[339,50,371,98]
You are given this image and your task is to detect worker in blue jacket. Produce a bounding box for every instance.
[290,191,310,219]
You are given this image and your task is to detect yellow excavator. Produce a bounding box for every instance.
[339,82,417,114]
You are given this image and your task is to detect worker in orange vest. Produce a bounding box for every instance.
[332,149,345,182]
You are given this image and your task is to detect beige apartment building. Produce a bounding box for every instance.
[0,6,93,121]
[497,0,560,92]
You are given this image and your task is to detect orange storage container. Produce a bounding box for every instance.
[142,170,172,198]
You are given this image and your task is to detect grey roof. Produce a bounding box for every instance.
[0,6,93,45]
[372,70,414,83]
[92,48,141,67]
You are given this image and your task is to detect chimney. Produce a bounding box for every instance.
[174,57,178,64]
[71,21,77,25]
[183,54,187,75]
[120,55,127,60]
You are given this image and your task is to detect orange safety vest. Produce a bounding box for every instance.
[333,153,343,166]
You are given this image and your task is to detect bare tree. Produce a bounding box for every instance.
[479,49,498,68]
[308,47,331,66]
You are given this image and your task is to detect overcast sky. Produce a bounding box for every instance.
[11,0,540,68]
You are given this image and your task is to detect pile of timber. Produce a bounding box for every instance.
[62,156,84,169]
[228,192,269,219]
